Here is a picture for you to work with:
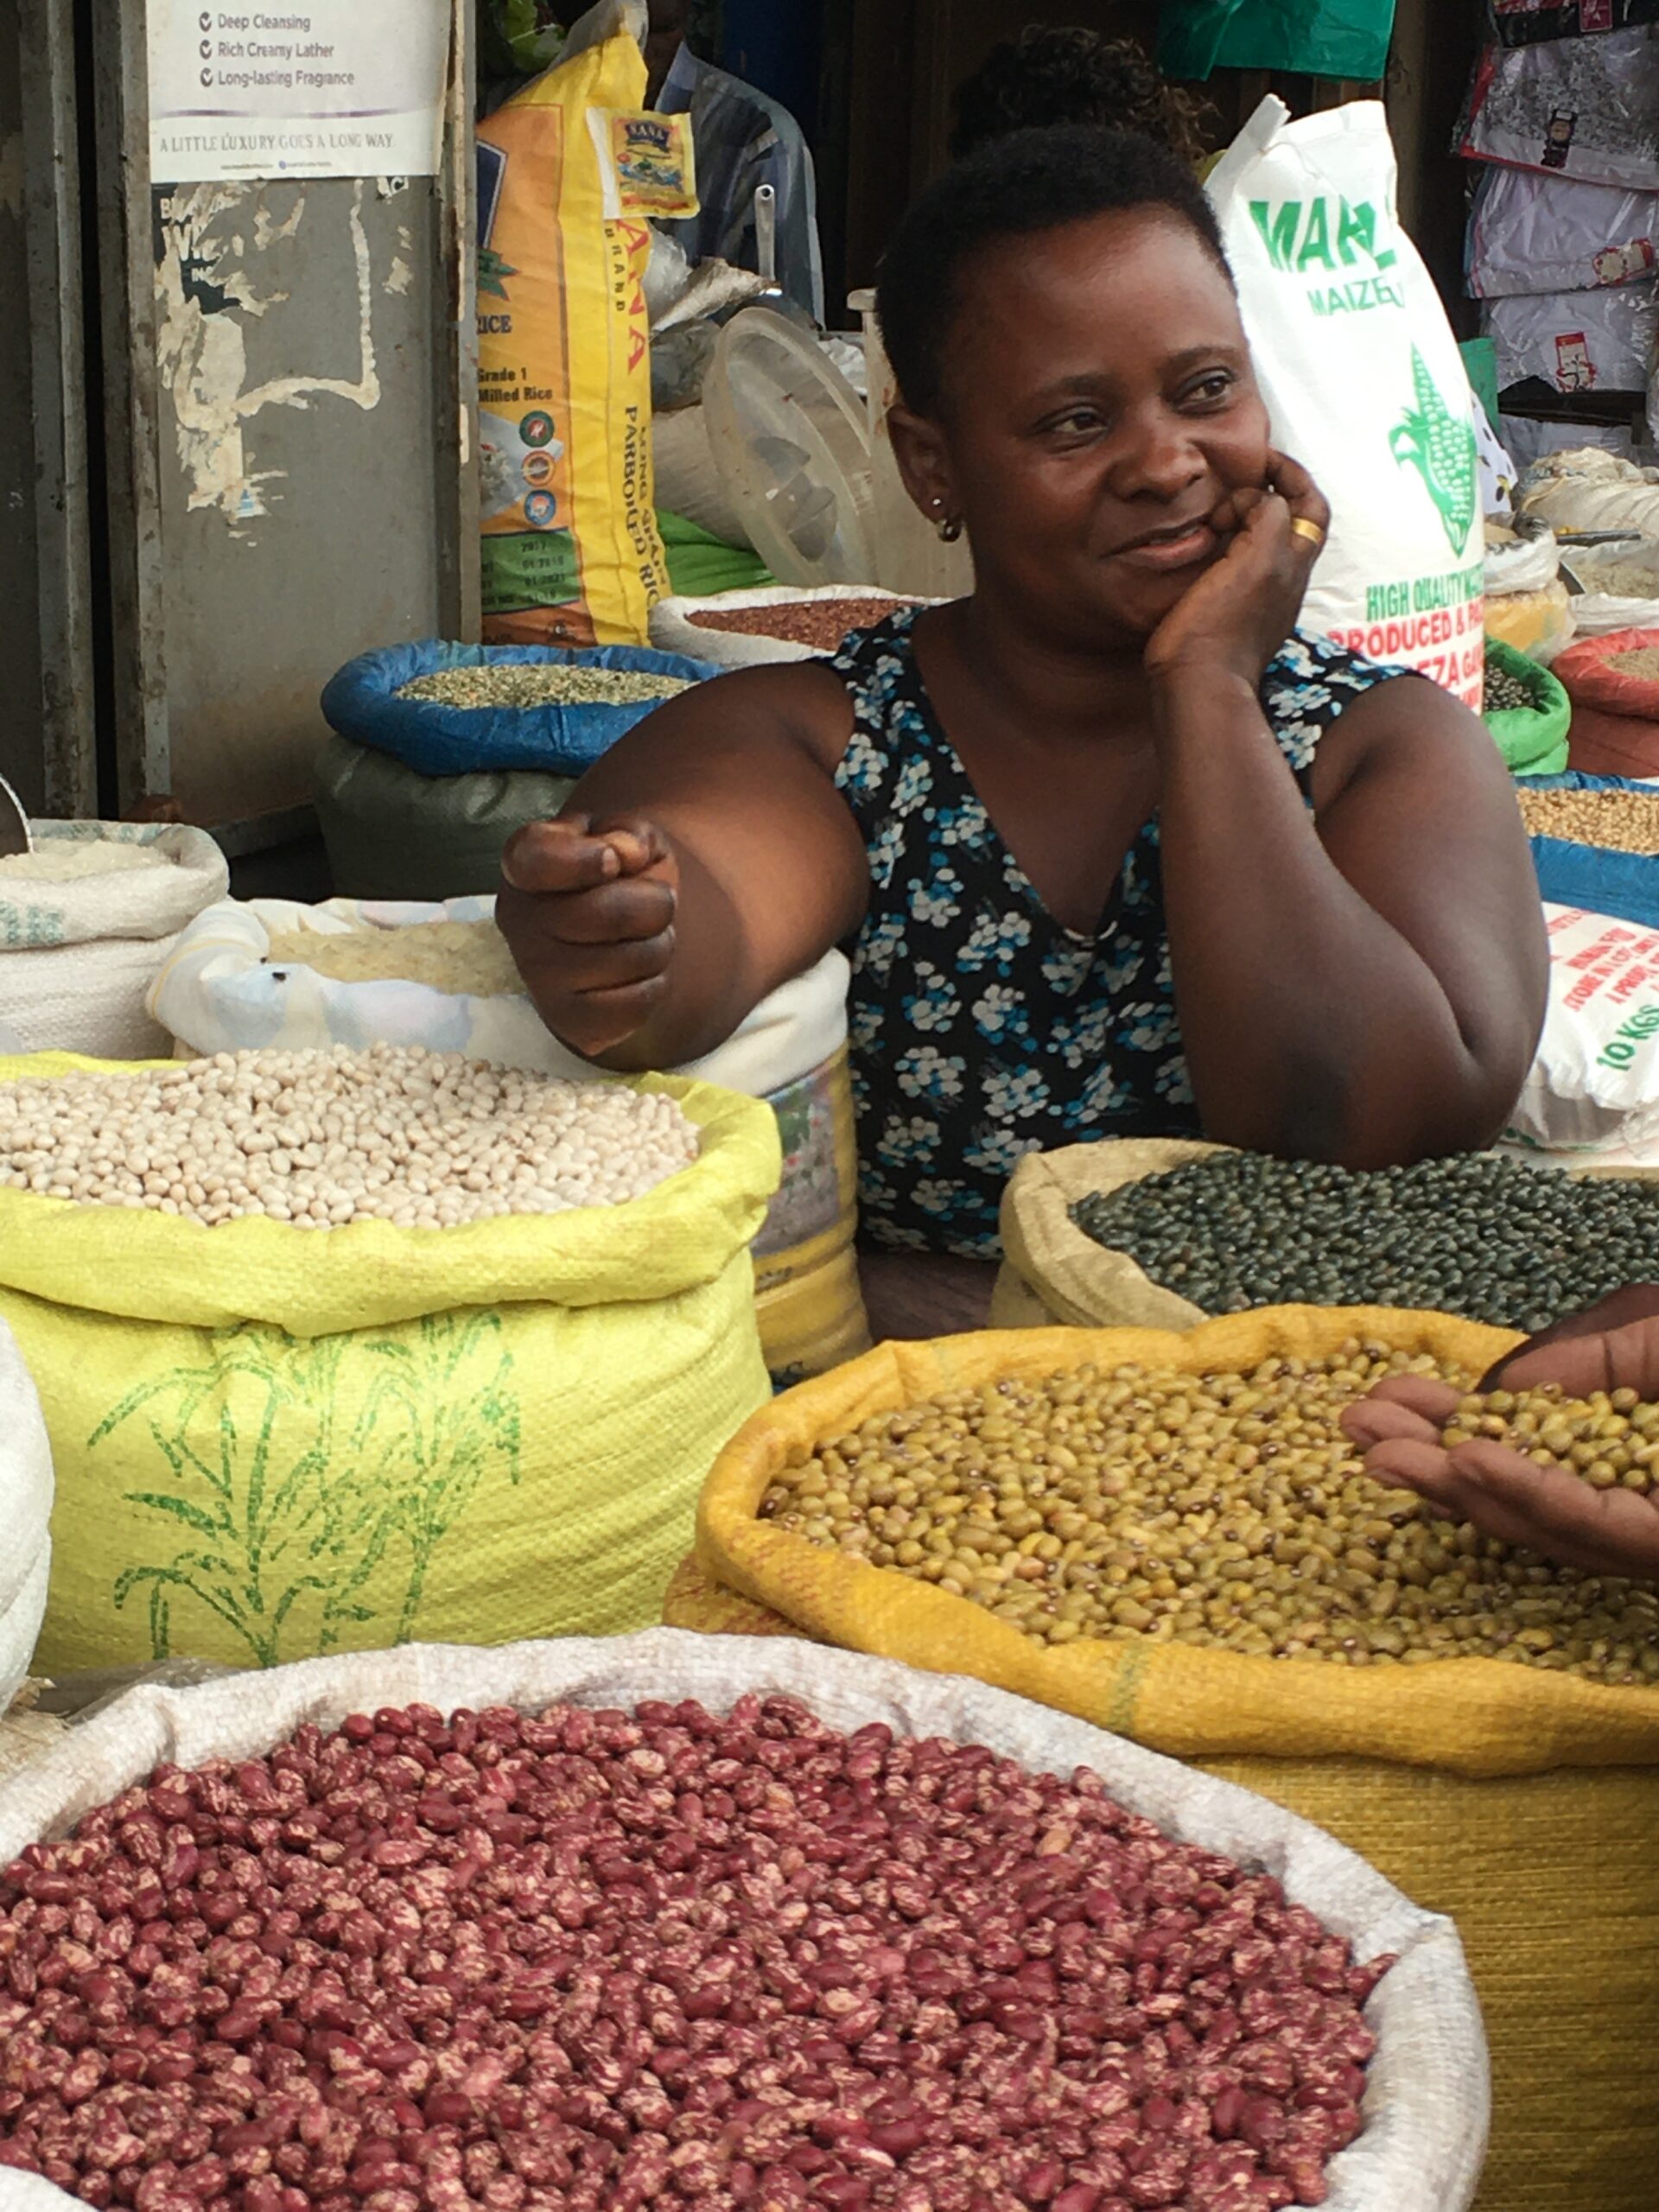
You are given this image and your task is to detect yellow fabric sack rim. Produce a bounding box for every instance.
[0,1054,782,1336]
[697,1307,1659,1777]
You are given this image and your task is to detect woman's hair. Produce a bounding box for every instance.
[877,125,1231,418]
[950,26,1212,167]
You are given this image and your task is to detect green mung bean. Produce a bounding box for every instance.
[395,667,696,709]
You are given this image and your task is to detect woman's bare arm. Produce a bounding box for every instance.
[1155,664,1547,1163]
[495,664,868,1068]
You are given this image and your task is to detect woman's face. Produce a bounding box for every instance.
[916,209,1272,644]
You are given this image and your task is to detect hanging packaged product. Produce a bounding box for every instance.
[1491,0,1659,41]
[476,0,693,646]
[1457,29,1659,194]
[1206,99,1485,709]
[1484,282,1659,396]
[1467,167,1659,298]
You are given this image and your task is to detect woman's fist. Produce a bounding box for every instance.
[497,812,678,1059]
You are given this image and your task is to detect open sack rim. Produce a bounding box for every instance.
[0,1055,781,1334]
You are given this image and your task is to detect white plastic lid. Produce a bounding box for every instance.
[702,308,877,587]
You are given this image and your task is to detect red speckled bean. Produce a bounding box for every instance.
[0,1697,1385,2211]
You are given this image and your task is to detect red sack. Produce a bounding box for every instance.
[1556,626,1659,776]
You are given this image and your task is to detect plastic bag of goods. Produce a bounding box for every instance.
[1483,522,1575,661]
[320,639,724,778]
[0,1627,1487,2212]
[1205,99,1484,709]
[0,1319,52,1715]
[1518,446,1659,535]
[1558,537,1659,637]
[696,1310,1659,2212]
[1158,0,1400,83]
[312,736,577,902]
[1482,637,1573,772]
[1457,28,1659,194]
[1554,625,1659,773]
[149,907,868,1383]
[1483,282,1659,397]
[0,1045,779,1673]
[652,584,921,667]
[1502,414,1638,473]
[1466,164,1659,298]
[0,823,227,1060]
[476,3,689,645]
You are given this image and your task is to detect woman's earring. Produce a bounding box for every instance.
[937,515,963,543]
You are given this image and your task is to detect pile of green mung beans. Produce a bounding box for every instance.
[1069,1151,1659,1332]
[759,1344,1659,1681]
[395,666,696,709]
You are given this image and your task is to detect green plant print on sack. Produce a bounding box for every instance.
[1389,346,1478,557]
[94,1313,520,1667]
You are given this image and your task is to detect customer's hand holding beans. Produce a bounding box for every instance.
[1343,1287,1659,1579]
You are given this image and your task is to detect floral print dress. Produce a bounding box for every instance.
[829,607,1403,1259]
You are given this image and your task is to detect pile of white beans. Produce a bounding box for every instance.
[0,1044,699,1228]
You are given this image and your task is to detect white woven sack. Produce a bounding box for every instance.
[1556,537,1659,639]
[1508,904,1659,1156]
[149,894,849,1100]
[0,1628,1488,2212]
[0,824,229,1059]
[1519,447,1659,536]
[650,583,920,666]
[0,1318,53,1715]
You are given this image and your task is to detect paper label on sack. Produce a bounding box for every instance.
[147,0,449,181]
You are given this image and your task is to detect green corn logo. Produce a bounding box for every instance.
[1389,347,1477,556]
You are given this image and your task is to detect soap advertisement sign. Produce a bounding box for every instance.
[147,0,451,182]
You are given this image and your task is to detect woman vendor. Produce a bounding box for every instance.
[498,127,1548,1334]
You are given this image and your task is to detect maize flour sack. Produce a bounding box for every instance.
[1206,98,1485,709]
[476,14,689,645]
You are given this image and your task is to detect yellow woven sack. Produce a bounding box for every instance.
[696,1311,1659,2212]
[477,21,682,645]
[1,1056,778,1674]
[753,1046,870,1386]
[994,1138,1659,1333]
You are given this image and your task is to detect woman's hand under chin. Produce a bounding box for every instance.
[1142,450,1331,695]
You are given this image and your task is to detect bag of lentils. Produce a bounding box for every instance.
[0,1048,779,1675]
[1481,639,1571,773]
[993,1137,1659,1333]
[692,1310,1659,2212]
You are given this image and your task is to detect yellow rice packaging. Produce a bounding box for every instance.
[691,1311,1659,2212]
[476,21,690,645]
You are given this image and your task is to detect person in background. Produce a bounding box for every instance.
[950,23,1212,168]
[498,129,1548,1338]
[1344,1288,1659,1580]
[561,0,825,322]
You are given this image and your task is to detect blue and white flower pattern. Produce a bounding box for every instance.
[830,611,1402,1258]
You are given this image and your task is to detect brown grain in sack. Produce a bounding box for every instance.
[693,1310,1659,2212]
